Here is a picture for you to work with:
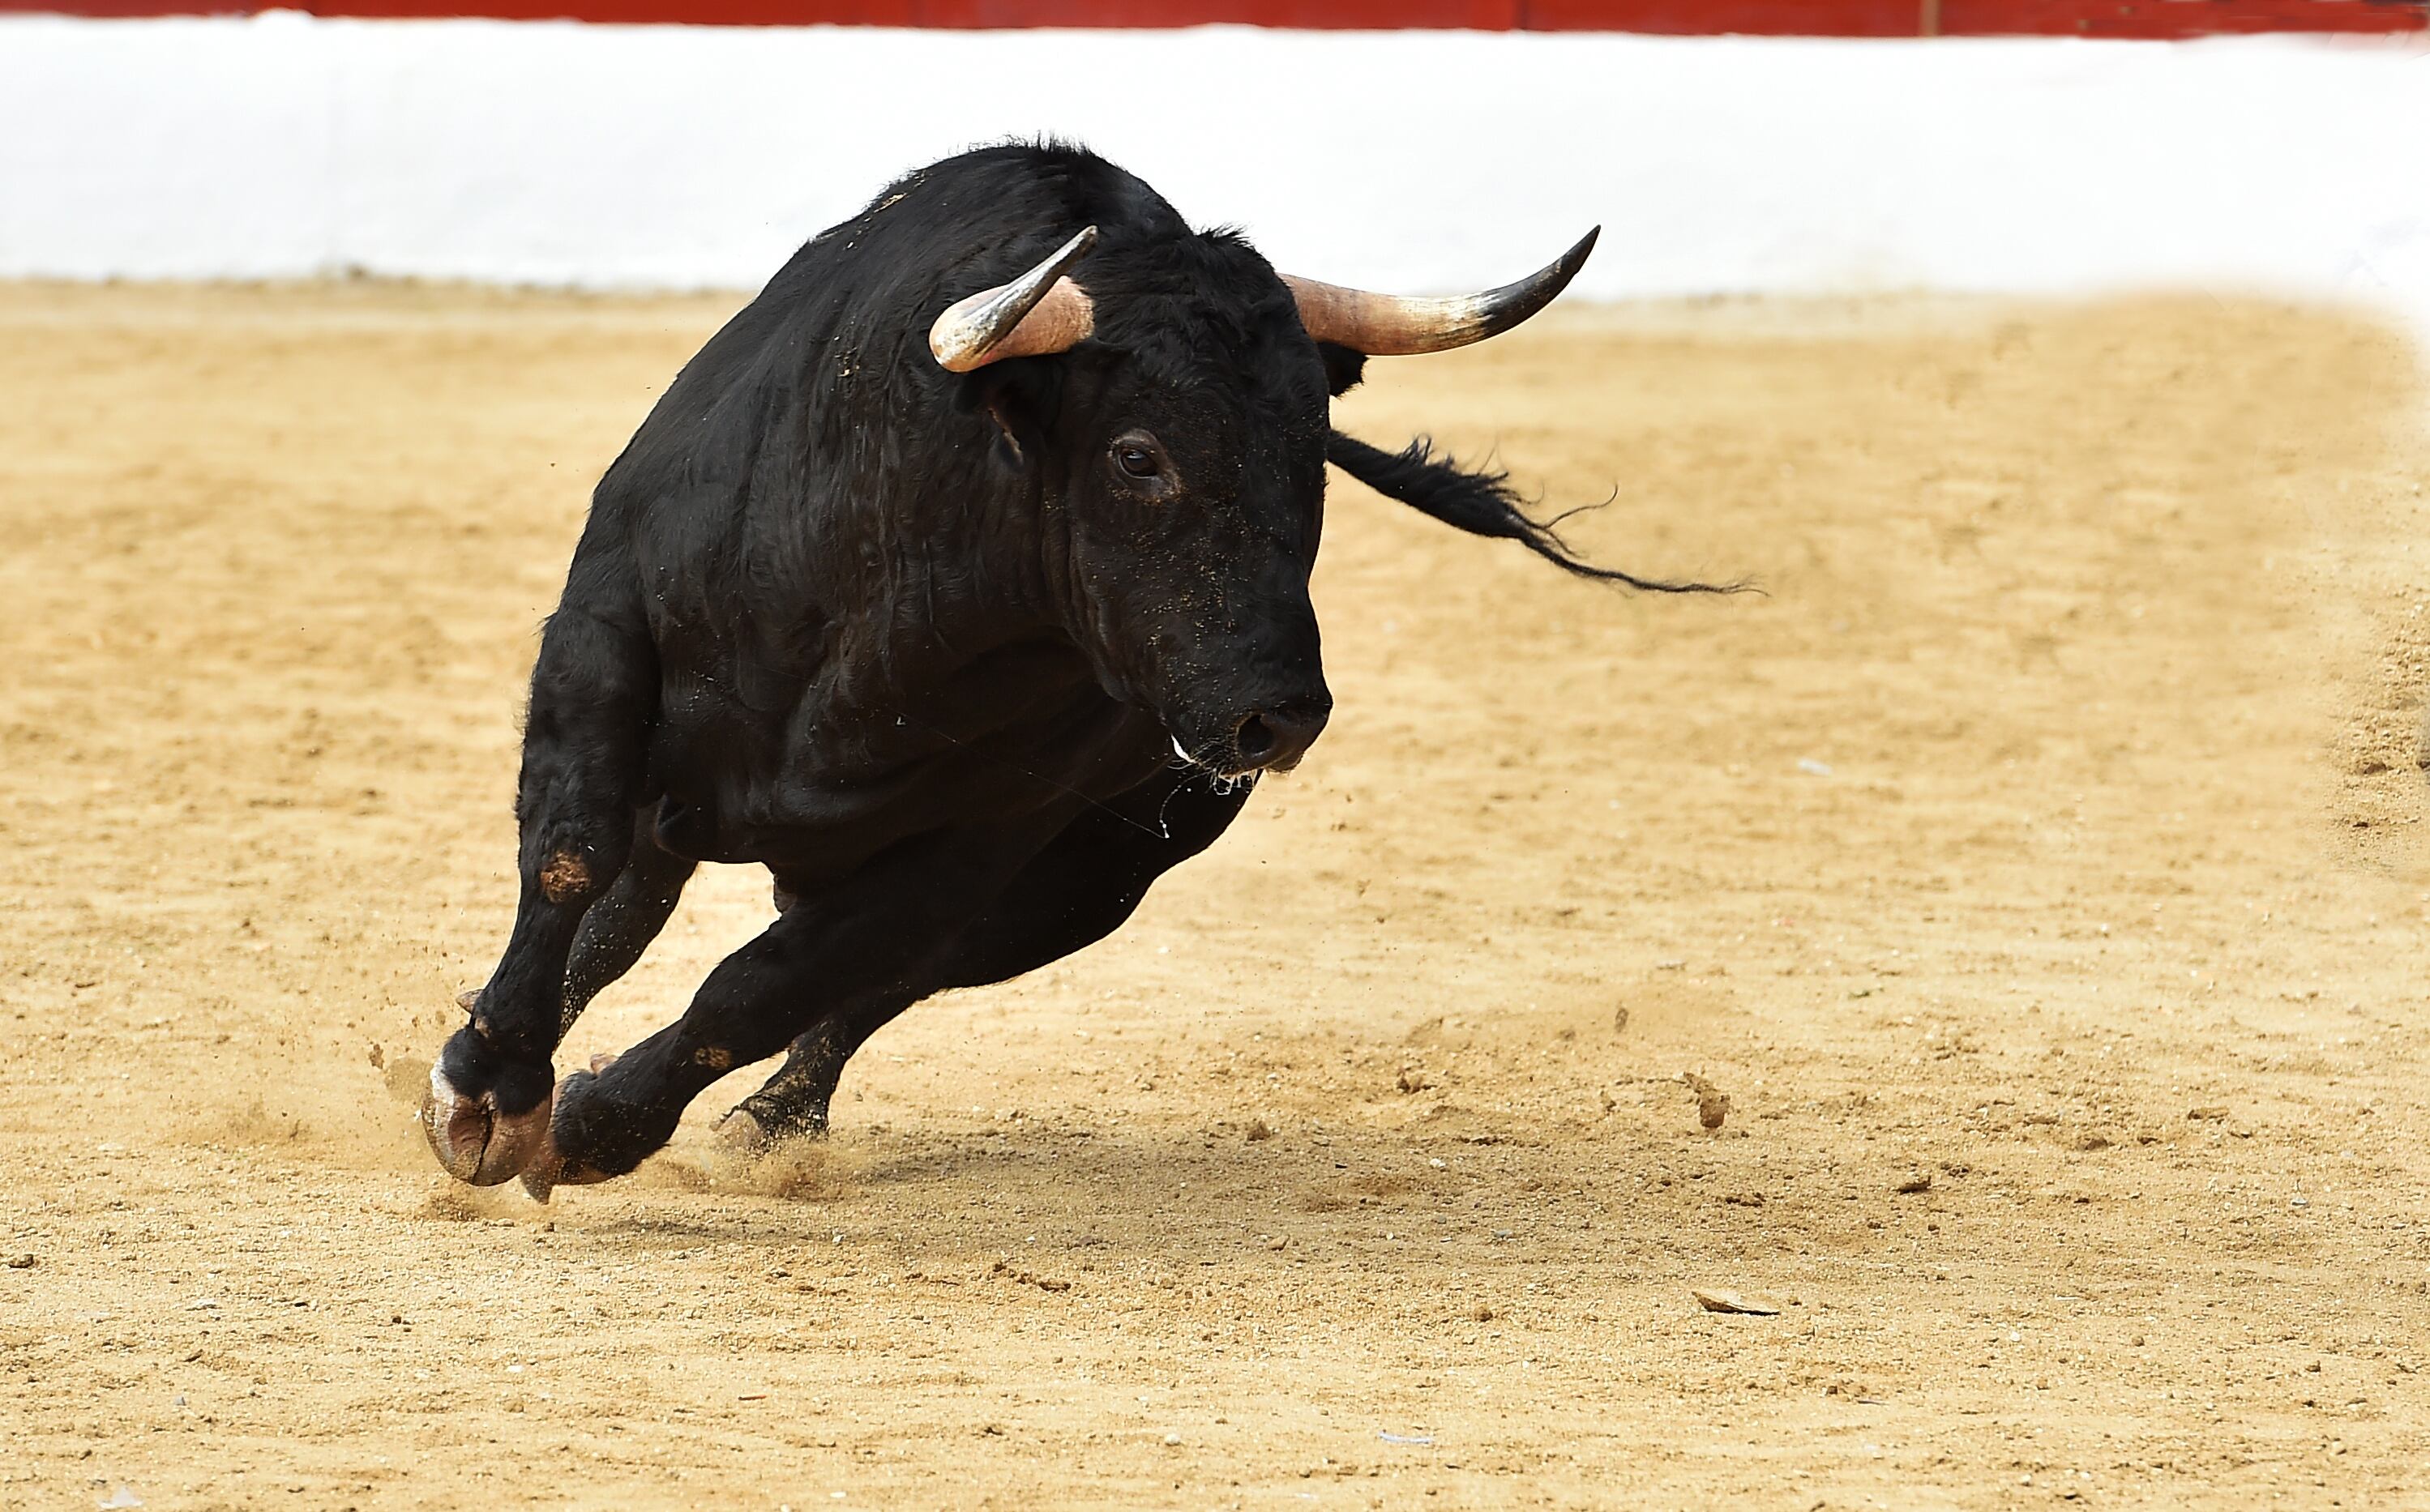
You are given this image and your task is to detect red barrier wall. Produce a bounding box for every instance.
[6,0,2420,32]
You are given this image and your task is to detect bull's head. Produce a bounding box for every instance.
[927,224,1613,780]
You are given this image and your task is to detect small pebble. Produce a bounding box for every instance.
[1681,1072,1730,1131]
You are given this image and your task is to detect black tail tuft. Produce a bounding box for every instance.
[1325,431,1749,596]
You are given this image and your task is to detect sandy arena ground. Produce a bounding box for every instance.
[2,282,2428,1510]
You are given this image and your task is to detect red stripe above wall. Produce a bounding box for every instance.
[1528,0,2426,31]
[1935,0,2427,30]
[6,0,2421,32]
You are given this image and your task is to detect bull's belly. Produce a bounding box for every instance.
[647,703,1170,876]
[650,762,999,878]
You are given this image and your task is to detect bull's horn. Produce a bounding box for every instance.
[929,225,1099,373]
[1284,227,1598,357]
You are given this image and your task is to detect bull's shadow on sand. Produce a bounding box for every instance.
[442,1093,1987,1284]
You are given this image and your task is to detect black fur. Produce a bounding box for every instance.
[427,142,1723,1190]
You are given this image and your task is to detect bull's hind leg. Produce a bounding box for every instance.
[712,878,850,1143]
[721,767,1253,1149]
[523,816,1073,1197]
[722,1014,852,1145]
[424,602,654,1185]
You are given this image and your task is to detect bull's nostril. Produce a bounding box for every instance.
[1233,714,1281,765]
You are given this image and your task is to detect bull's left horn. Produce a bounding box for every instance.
[1284,227,1598,357]
[928,226,1099,373]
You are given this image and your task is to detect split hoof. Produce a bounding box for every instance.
[715,1106,773,1154]
[717,1096,828,1154]
[516,1143,612,1203]
[516,1059,621,1202]
[421,1063,551,1186]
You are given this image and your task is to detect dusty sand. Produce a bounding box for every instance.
[2,282,2427,1510]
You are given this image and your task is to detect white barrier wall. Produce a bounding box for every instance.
[2,15,2426,327]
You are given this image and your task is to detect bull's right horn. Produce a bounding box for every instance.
[1284,227,1599,357]
[928,226,1099,373]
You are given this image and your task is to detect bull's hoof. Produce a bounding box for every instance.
[522,1051,687,1197]
[516,1053,622,1202]
[421,1062,552,1186]
[517,1137,613,1202]
[715,1106,774,1153]
[717,1093,829,1155]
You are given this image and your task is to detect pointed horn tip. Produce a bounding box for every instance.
[1026,224,1101,288]
[1534,227,1600,293]
[1463,226,1600,339]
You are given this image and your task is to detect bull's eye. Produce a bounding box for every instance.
[1107,429,1174,496]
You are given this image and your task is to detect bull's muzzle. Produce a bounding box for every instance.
[1226,696,1330,776]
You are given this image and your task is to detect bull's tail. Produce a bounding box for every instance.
[1324,430,1745,595]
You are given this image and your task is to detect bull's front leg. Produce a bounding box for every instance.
[423,604,653,1185]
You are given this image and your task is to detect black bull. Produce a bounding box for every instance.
[421,143,1726,1198]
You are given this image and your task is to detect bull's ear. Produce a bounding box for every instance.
[956,357,1065,468]
[1318,341,1367,397]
